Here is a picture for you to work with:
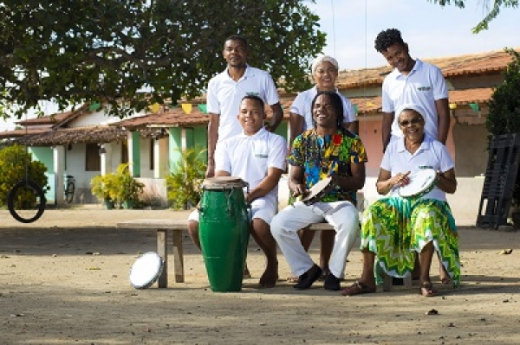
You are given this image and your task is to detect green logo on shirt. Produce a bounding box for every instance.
[417,86,431,91]
[255,154,268,158]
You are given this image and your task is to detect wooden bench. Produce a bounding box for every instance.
[116,219,334,288]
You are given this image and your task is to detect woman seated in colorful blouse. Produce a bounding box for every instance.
[341,104,460,297]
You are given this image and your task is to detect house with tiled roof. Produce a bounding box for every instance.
[0,48,515,218]
[0,105,150,204]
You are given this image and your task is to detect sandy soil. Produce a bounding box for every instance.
[1,206,519,345]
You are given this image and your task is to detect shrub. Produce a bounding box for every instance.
[90,163,144,208]
[166,147,206,210]
[0,145,48,207]
[111,163,144,206]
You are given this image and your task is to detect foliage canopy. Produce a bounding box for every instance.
[0,0,325,119]
[486,49,520,137]
[428,0,518,33]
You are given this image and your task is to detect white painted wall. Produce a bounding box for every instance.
[137,178,168,207]
[68,108,147,128]
[139,138,154,178]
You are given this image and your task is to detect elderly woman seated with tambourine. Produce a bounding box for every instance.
[342,104,460,297]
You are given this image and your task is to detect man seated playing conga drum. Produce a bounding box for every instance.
[187,95,287,288]
[271,91,367,291]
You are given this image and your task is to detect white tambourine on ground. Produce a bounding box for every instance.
[398,168,437,198]
[129,252,164,289]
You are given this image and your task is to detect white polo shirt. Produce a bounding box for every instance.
[215,128,287,206]
[290,86,357,131]
[382,59,449,140]
[207,65,280,142]
[381,135,454,202]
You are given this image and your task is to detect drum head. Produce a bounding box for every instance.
[398,169,437,198]
[301,177,333,204]
[202,176,247,190]
[129,252,164,289]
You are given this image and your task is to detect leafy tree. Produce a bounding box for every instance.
[486,49,520,137]
[428,0,518,33]
[0,0,324,119]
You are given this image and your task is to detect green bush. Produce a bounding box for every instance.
[0,145,48,208]
[111,163,144,206]
[486,48,520,205]
[166,148,207,210]
[90,163,144,208]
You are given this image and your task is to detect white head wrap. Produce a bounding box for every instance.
[311,55,339,74]
[396,103,426,121]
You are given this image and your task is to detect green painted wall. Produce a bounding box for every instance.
[29,147,55,201]
[29,147,53,170]
[274,121,288,142]
[169,127,182,173]
[193,126,207,161]
[131,131,141,177]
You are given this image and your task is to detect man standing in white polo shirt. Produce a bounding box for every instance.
[375,28,450,150]
[188,95,287,288]
[206,35,283,178]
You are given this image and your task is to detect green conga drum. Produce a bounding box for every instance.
[199,176,250,292]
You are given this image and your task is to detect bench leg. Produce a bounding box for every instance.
[172,230,184,283]
[383,274,392,292]
[383,274,413,292]
[157,229,168,288]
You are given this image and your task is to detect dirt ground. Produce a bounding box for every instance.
[0,206,519,345]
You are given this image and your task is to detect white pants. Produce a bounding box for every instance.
[270,200,359,278]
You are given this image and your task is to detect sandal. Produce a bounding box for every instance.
[440,277,451,285]
[420,281,437,297]
[341,280,376,296]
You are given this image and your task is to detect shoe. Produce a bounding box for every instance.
[293,264,322,290]
[324,273,341,291]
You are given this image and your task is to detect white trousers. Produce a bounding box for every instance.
[270,201,359,278]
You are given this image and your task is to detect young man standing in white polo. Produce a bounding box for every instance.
[375,28,450,150]
[206,35,283,178]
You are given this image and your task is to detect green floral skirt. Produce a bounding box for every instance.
[361,197,460,287]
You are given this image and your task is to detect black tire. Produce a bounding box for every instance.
[7,180,47,223]
[65,181,75,203]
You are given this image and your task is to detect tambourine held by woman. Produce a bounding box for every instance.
[398,168,437,198]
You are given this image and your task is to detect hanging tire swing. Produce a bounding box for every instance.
[7,179,47,223]
[7,121,47,223]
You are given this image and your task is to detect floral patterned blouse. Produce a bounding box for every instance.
[288,128,368,203]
